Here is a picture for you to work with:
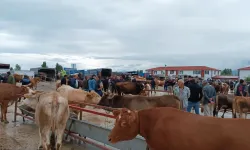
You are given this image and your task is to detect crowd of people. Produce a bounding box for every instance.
[173,76,250,116]
[0,71,31,85]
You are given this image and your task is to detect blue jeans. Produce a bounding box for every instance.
[187,101,200,114]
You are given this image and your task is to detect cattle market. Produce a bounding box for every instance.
[1,69,250,150]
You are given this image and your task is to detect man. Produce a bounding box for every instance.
[7,71,15,84]
[21,75,31,85]
[151,78,156,94]
[82,76,89,91]
[173,79,190,111]
[88,75,97,92]
[187,79,203,114]
[61,75,67,85]
[95,76,103,96]
[102,77,109,92]
[202,80,216,116]
[236,79,245,96]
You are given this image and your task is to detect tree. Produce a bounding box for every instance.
[14,64,21,71]
[221,68,232,76]
[41,61,48,68]
[55,63,63,72]
[10,67,13,71]
[245,76,250,82]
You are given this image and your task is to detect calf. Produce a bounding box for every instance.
[109,107,250,150]
[98,93,180,111]
[24,91,70,150]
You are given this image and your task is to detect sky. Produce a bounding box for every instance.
[1,0,250,71]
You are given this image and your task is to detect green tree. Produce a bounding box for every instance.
[245,76,250,82]
[14,64,21,71]
[10,67,13,71]
[55,63,63,72]
[221,68,232,75]
[41,61,48,68]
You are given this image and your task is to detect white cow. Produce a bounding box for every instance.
[24,91,70,150]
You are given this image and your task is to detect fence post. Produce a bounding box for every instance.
[79,104,83,120]
[13,100,18,122]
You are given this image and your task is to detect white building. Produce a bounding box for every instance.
[238,66,250,80]
[146,66,221,80]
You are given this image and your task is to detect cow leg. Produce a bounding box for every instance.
[56,128,65,150]
[2,101,8,123]
[41,128,51,150]
[221,108,227,118]
[38,129,43,149]
[0,104,4,122]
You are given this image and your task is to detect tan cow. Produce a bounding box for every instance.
[154,78,165,89]
[57,85,101,118]
[28,77,40,89]
[0,83,30,123]
[24,91,69,150]
[109,107,250,150]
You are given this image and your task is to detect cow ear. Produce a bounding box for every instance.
[112,110,120,118]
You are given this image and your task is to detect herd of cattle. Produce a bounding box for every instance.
[0,77,250,150]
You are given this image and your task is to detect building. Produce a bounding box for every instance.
[238,66,250,80]
[146,66,221,80]
[212,76,238,81]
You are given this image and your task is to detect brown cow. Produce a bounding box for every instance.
[154,78,165,89]
[97,93,180,110]
[13,74,24,82]
[214,94,234,118]
[0,83,30,123]
[108,107,250,150]
[28,77,40,89]
[115,82,144,96]
[233,96,250,119]
[221,83,229,94]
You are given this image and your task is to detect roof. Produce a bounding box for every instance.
[212,76,238,79]
[238,66,250,70]
[146,66,220,71]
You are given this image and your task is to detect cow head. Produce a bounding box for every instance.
[85,91,102,104]
[108,108,139,144]
[24,90,44,99]
[20,86,31,95]
[97,92,115,107]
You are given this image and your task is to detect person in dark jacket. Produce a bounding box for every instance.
[187,79,203,114]
[236,79,245,96]
[21,75,31,85]
[102,77,109,92]
[151,79,156,94]
[61,75,67,85]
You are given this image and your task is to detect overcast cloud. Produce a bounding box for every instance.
[1,0,250,71]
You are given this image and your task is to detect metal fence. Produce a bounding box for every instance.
[13,100,147,150]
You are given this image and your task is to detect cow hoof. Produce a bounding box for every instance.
[38,145,43,149]
[4,120,9,124]
[56,143,61,150]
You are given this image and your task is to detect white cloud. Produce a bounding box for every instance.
[0,0,250,71]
